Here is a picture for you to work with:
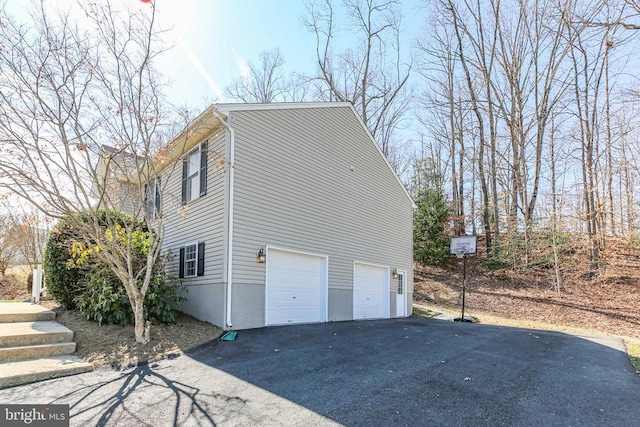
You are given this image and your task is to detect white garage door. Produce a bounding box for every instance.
[353,263,389,320]
[266,248,327,325]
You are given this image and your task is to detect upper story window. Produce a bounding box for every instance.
[145,177,161,220]
[182,141,208,204]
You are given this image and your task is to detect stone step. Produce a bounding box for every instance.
[0,303,56,323]
[0,321,74,348]
[0,356,93,388]
[0,342,77,363]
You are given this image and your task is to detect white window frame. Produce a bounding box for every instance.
[185,146,201,203]
[184,242,198,278]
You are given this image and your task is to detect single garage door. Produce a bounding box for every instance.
[353,262,389,320]
[266,248,328,325]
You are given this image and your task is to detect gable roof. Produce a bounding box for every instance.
[209,102,416,208]
[133,102,414,207]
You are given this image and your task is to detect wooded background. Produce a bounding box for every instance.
[3,0,640,279]
[225,0,640,275]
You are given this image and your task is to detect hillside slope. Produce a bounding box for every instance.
[414,236,640,338]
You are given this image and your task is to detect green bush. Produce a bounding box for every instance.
[44,209,185,325]
[627,234,640,248]
[414,188,452,266]
[74,268,130,325]
[143,270,186,324]
[43,218,85,309]
[75,267,186,326]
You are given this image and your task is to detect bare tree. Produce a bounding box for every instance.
[303,0,412,163]
[0,1,183,343]
[444,0,496,247]
[225,48,309,103]
[416,14,468,236]
[5,207,51,270]
[565,1,631,272]
[0,214,18,278]
[414,0,640,271]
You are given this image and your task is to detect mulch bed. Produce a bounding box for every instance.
[1,275,223,369]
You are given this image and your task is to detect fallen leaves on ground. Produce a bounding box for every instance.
[415,238,640,340]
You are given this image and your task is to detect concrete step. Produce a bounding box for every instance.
[0,303,56,323]
[0,356,93,388]
[0,342,77,363]
[0,321,74,348]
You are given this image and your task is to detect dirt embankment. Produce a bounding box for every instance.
[414,236,640,339]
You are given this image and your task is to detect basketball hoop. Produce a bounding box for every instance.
[449,235,478,323]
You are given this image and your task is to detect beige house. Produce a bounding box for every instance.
[149,102,414,330]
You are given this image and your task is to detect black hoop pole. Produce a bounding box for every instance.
[454,253,472,322]
[461,253,467,319]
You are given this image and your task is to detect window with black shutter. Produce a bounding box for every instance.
[179,242,205,278]
[197,242,205,276]
[155,176,161,215]
[199,141,208,197]
[181,159,188,205]
[181,141,208,204]
[179,247,185,279]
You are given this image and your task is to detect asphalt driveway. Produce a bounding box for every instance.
[0,317,638,426]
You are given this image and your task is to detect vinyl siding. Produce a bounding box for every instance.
[229,106,413,326]
[101,181,142,216]
[161,131,228,326]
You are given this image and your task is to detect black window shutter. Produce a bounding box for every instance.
[181,159,188,204]
[199,141,208,197]
[179,247,185,279]
[197,242,205,276]
[155,177,161,215]
[144,183,149,212]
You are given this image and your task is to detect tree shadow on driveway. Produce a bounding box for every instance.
[0,362,247,426]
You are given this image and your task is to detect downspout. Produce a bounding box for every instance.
[211,107,235,328]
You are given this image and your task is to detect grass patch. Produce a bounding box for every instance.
[411,306,438,318]
[6,265,31,282]
[626,341,640,374]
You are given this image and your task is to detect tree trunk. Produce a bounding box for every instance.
[550,118,562,296]
[457,99,466,235]
[447,0,489,241]
[604,39,615,236]
[133,295,148,344]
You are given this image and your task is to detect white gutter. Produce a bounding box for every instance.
[211,107,235,328]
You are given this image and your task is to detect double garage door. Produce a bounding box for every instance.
[265,249,390,325]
